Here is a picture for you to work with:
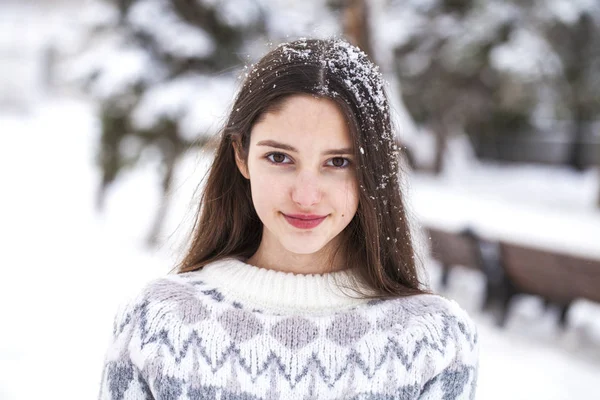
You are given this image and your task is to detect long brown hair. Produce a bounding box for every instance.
[177,38,430,299]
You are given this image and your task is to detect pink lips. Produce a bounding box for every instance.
[283,213,327,229]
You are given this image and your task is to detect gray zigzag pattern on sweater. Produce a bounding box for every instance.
[112,286,475,390]
[103,355,474,400]
[105,368,423,400]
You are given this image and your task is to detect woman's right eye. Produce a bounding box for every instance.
[266,152,291,164]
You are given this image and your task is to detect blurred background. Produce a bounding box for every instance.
[1,0,599,399]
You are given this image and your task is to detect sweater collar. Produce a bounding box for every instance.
[193,257,373,313]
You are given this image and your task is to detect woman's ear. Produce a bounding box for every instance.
[232,141,250,180]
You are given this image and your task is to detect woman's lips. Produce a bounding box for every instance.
[283,213,327,229]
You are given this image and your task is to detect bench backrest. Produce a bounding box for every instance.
[500,242,600,304]
[558,253,600,303]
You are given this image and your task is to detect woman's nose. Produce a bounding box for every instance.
[291,170,322,208]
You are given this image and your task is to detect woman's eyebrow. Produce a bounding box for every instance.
[322,148,353,156]
[256,140,353,155]
[257,140,297,152]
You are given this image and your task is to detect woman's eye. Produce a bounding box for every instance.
[327,157,350,168]
[266,152,290,164]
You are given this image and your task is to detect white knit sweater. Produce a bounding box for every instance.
[99,258,479,399]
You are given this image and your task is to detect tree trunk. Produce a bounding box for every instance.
[146,159,175,247]
[146,143,177,248]
[597,167,600,209]
[567,104,587,171]
[432,119,448,175]
[342,0,373,58]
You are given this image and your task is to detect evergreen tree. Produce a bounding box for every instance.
[75,0,266,244]
[384,0,600,175]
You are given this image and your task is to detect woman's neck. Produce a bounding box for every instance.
[246,237,348,275]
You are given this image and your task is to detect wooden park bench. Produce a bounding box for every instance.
[499,242,600,327]
[427,226,600,328]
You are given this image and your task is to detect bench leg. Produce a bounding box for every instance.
[558,302,571,329]
[481,281,495,312]
[440,263,451,289]
[496,281,518,328]
[496,293,513,328]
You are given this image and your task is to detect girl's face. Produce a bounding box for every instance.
[235,94,359,262]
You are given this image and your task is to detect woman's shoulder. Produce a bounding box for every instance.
[110,268,220,327]
[142,266,225,307]
[394,293,474,322]
[379,293,478,345]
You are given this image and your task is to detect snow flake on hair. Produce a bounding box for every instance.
[274,38,388,117]
[278,38,314,61]
[326,39,387,111]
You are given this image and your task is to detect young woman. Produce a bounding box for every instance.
[99,38,478,399]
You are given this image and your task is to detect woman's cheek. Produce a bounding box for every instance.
[253,167,291,193]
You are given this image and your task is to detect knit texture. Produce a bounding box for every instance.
[99,258,479,399]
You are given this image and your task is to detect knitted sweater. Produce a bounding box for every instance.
[99,258,479,399]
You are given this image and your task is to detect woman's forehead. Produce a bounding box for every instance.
[250,95,353,150]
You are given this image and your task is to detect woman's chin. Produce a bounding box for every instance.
[280,239,330,256]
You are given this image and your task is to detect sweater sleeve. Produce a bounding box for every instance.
[98,300,154,400]
[418,303,480,400]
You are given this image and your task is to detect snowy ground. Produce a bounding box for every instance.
[1,98,599,400]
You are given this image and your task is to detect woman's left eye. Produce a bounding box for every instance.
[326,157,350,168]
[266,152,291,164]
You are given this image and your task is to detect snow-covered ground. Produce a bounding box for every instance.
[1,97,600,400]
